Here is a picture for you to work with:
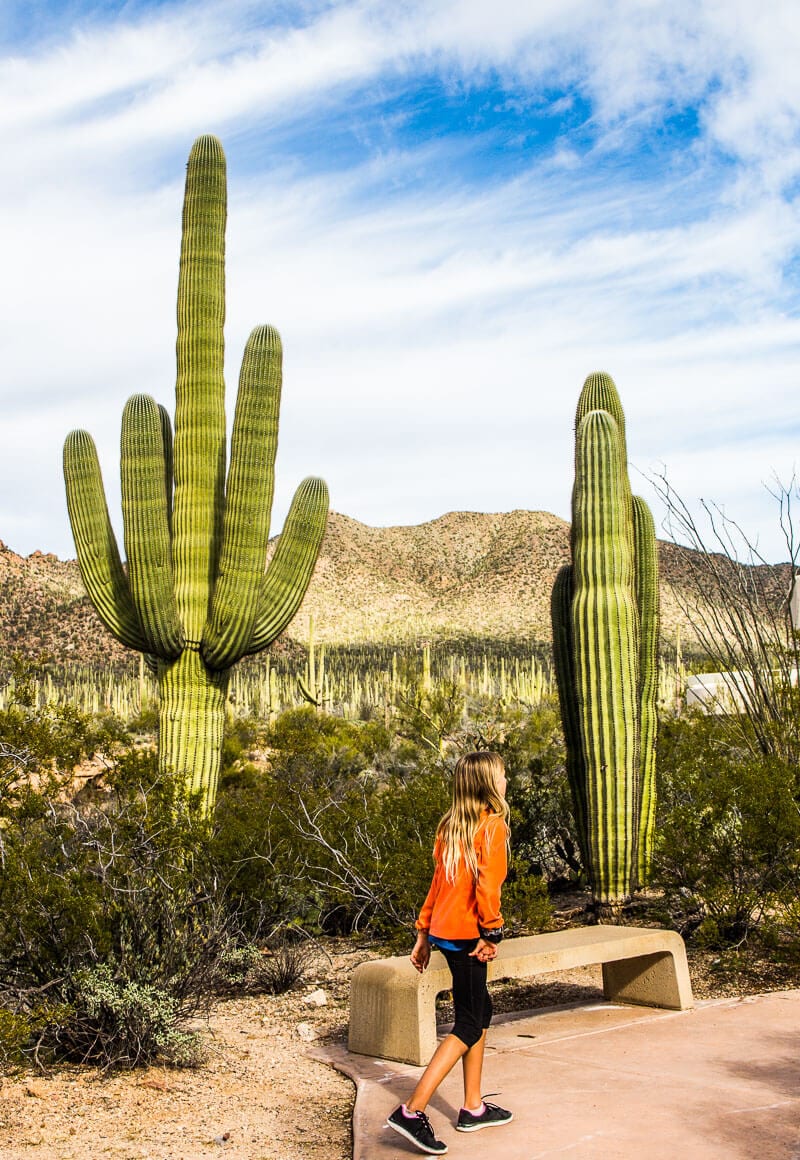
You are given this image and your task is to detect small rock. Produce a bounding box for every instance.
[295,1021,317,1042]
[304,988,327,1007]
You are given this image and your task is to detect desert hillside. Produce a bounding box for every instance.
[0,510,792,668]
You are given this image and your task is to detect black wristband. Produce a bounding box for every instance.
[478,925,504,944]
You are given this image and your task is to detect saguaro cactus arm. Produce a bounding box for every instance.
[121,395,184,659]
[158,404,174,531]
[63,430,148,652]
[246,476,329,656]
[632,494,660,884]
[202,325,283,670]
[550,563,589,869]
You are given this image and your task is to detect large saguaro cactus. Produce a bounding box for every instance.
[64,136,329,813]
[572,408,640,909]
[551,372,659,915]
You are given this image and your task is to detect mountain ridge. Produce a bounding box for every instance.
[0,509,790,669]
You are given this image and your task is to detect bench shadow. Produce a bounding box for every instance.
[435,978,603,1026]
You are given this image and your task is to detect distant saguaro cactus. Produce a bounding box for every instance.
[298,615,326,707]
[64,136,329,812]
[551,372,660,915]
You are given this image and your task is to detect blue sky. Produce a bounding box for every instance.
[2,0,800,562]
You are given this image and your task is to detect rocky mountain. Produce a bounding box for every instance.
[0,544,132,671]
[0,510,792,669]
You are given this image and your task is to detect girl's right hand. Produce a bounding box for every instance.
[410,933,430,973]
[469,937,497,963]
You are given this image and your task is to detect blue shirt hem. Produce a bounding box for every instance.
[428,935,476,952]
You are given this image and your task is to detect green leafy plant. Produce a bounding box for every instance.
[493,699,581,885]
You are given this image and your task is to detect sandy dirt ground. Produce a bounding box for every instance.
[0,943,367,1160]
[1,931,794,1160]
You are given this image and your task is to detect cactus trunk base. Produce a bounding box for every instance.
[158,650,229,812]
[591,898,629,924]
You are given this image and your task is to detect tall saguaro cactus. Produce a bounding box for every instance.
[64,136,329,812]
[551,372,660,914]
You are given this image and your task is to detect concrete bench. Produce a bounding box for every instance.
[348,925,693,1066]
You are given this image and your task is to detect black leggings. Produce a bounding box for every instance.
[442,940,493,1049]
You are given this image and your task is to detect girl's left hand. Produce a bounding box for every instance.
[410,933,431,973]
[469,938,496,963]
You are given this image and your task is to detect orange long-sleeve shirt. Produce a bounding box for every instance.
[415,811,508,939]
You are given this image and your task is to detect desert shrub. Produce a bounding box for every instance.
[213,703,563,940]
[0,749,238,1070]
[214,705,451,935]
[0,656,124,804]
[212,928,317,996]
[51,964,203,1069]
[220,714,262,774]
[214,943,266,993]
[0,1004,67,1069]
[394,677,466,759]
[259,929,319,995]
[289,764,452,935]
[502,857,553,932]
[214,754,450,937]
[654,713,800,947]
[265,705,391,786]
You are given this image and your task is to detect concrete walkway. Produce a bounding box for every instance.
[313,991,800,1159]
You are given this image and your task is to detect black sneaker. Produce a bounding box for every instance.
[455,1099,513,1132]
[387,1105,448,1154]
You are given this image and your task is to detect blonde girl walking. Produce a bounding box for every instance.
[387,751,513,1155]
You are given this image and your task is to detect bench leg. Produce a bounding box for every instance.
[603,950,693,1010]
[348,969,440,1066]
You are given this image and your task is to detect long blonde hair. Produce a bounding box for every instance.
[436,751,510,883]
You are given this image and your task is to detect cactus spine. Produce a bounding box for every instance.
[64,135,329,812]
[551,373,660,912]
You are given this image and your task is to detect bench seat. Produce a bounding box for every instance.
[348,925,693,1065]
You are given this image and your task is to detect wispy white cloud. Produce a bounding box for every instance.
[1,0,800,563]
